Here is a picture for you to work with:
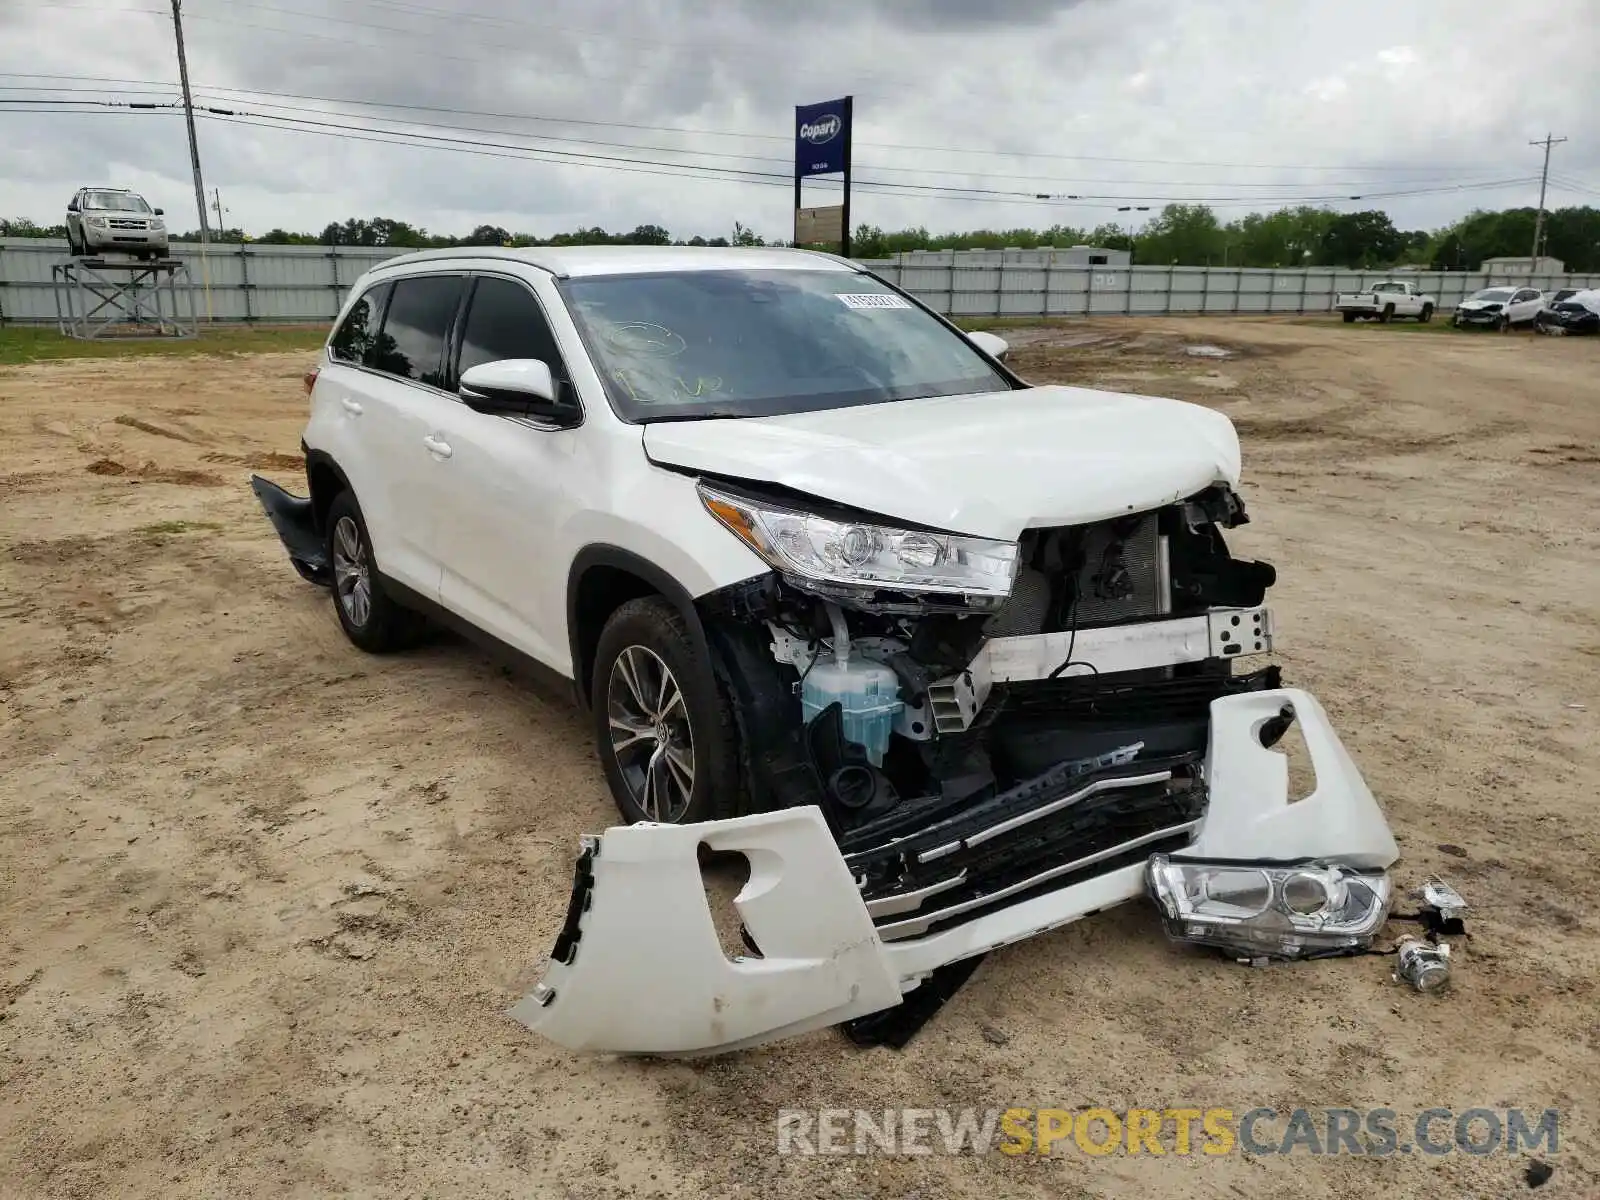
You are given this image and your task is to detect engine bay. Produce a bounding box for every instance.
[697,481,1283,936]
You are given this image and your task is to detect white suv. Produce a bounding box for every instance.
[252,246,1399,1055]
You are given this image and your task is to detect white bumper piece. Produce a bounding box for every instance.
[513,688,1398,1056]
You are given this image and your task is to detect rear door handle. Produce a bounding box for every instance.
[422,435,453,459]
[340,398,363,415]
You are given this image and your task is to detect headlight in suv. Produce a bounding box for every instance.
[698,482,1018,603]
[1146,855,1392,960]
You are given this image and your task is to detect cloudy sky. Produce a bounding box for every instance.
[3,0,1597,242]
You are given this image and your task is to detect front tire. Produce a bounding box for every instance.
[1419,304,1434,323]
[592,597,741,826]
[325,490,424,653]
[1496,315,1509,332]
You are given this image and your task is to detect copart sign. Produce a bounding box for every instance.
[795,97,851,178]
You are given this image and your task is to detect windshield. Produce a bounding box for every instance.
[1471,288,1514,302]
[560,269,1012,422]
[81,191,151,212]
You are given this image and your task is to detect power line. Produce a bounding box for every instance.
[3,90,1540,210]
[0,106,180,115]
[0,70,1509,176]
[0,97,177,107]
[2,76,1528,199]
[186,90,1517,192]
[190,106,1540,209]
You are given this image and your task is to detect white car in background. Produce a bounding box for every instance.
[1451,286,1545,330]
[249,246,1399,1055]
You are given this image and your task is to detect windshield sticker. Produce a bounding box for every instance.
[835,293,912,310]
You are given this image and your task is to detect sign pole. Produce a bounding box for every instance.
[840,95,853,259]
[794,96,853,256]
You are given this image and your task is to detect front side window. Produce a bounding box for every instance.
[457,276,568,386]
[81,191,151,212]
[374,275,464,386]
[329,282,389,365]
[561,269,1011,422]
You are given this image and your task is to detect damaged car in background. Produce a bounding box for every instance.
[250,245,1400,1056]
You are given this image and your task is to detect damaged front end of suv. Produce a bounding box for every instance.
[516,475,1399,1056]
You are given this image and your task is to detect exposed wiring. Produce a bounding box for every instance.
[1046,591,1099,681]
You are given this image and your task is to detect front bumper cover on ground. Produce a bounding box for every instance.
[513,688,1399,1056]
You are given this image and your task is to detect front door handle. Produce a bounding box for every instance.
[423,435,453,459]
[340,397,363,416]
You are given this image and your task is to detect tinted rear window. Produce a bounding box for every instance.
[329,283,389,365]
[374,275,464,386]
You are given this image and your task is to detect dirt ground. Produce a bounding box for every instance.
[2,317,1596,1198]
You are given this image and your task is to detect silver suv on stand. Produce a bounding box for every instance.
[65,188,169,260]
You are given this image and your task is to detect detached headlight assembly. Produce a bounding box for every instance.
[1146,855,1391,960]
[698,482,1018,605]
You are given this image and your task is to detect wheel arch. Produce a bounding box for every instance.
[567,545,713,710]
[303,447,352,537]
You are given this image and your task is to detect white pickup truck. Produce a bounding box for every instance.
[1334,280,1436,323]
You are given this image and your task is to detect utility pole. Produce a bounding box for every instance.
[1529,133,1566,266]
[211,188,226,236]
[170,0,212,319]
[1117,205,1149,266]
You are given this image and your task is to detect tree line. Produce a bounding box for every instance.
[4,204,1596,271]
[852,204,1600,272]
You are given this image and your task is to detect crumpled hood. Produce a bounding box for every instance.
[1457,299,1506,311]
[643,385,1242,539]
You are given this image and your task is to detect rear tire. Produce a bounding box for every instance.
[1342,311,1356,324]
[325,490,425,653]
[1380,304,1395,324]
[591,597,742,826]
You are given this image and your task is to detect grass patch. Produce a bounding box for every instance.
[953,316,1081,331]
[0,325,326,366]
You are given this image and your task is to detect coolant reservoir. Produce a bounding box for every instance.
[801,656,903,766]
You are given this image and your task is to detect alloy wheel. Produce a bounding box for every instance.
[332,515,372,627]
[606,645,695,822]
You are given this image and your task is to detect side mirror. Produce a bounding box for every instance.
[459,359,577,425]
[67,203,79,213]
[966,329,1009,361]
[154,207,164,216]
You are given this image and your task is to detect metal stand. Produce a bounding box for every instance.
[52,257,198,340]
